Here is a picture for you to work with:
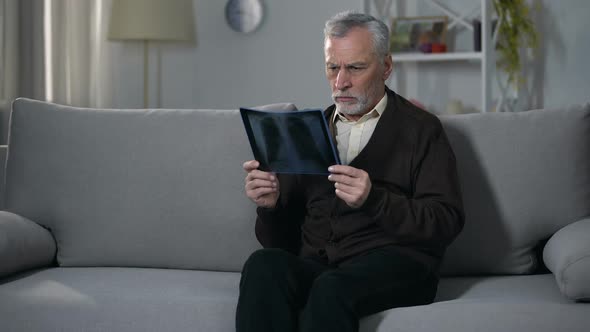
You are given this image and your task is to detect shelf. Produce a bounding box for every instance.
[391,52,483,62]
[365,0,494,112]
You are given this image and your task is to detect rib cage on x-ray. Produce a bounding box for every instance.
[258,115,329,172]
[242,109,339,174]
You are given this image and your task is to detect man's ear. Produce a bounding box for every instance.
[383,55,393,80]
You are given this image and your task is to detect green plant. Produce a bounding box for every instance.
[493,0,538,87]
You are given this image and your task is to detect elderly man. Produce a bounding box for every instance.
[237,11,464,332]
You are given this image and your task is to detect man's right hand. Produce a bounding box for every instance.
[243,160,279,208]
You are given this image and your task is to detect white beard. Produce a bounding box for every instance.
[334,95,369,116]
[332,79,383,116]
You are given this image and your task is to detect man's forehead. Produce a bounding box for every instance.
[324,43,375,64]
[325,58,369,65]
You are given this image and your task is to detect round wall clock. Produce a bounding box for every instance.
[225,0,264,33]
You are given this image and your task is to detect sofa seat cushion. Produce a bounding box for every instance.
[361,274,590,332]
[1,269,588,332]
[0,267,241,332]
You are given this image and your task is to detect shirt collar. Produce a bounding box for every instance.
[332,93,388,124]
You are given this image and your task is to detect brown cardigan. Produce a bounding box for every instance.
[255,88,464,272]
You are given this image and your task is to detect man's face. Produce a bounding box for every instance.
[324,27,392,118]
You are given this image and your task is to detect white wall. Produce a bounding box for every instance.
[111,0,361,110]
[110,0,590,112]
[537,0,590,109]
[389,0,590,113]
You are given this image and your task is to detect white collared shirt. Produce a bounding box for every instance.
[332,94,388,165]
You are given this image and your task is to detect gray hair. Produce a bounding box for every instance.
[324,11,390,58]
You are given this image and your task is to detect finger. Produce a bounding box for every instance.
[248,187,278,200]
[334,188,355,205]
[243,160,260,172]
[246,178,278,191]
[246,169,276,183]
[333,181,356,193]
[335,188,366,208]
[327,173,356,186]
[328,165,362,178]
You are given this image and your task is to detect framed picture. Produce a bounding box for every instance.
[390,16,448,53]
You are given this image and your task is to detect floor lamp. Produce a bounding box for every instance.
[108,0,195,108]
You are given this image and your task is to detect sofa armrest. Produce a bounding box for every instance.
[1,145,7,209]
[0,211,56,278]
[543,218,590,302]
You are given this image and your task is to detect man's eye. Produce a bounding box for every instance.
[350,66,363,71]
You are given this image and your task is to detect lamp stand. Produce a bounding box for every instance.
[143,40,149,108]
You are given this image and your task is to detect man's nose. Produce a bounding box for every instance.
[335,70,352,91]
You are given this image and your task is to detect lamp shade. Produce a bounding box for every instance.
[108,0,195,41]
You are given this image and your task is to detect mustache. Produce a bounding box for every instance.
[332,93,357,99]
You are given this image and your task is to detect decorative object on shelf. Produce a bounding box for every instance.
[390,16,447,53]
[473,20,482,51]
[492,0,538,87]
[431,43,447,53]
[108,0,195,108]
[472,19,497,52]
[446,99,479,114]
[365,0,493,114]
[446,99,464,114]
[225,0,264,34]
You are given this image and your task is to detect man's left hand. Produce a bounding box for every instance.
[328,165,371,208]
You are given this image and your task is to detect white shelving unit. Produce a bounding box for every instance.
[363,0,495,113]
[392,52,483,62]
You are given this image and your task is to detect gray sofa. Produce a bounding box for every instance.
[0,98,589,332]
[0,100,10,145]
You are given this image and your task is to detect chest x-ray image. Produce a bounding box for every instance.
[241,108,341,175]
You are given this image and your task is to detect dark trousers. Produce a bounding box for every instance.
[235,246,438,332]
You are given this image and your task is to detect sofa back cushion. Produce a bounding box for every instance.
[0,145,6,210]
[5,99,590,276]
[0,99,10,144]
[439,104,590,275]
[4,99,300,272]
